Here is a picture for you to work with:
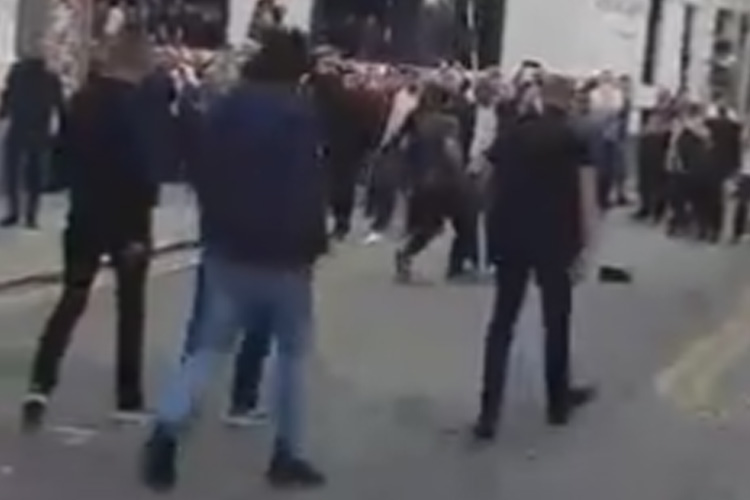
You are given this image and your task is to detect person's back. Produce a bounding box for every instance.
[62,73,157,240]
[488,107,587,263]
[194,81,327,267]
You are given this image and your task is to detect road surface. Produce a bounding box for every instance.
[0,214,749,499]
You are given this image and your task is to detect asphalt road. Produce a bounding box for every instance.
[1,214,750,499]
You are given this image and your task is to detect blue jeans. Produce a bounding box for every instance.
[156,253,314,456]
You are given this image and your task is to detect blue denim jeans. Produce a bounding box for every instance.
[156,253,313,456]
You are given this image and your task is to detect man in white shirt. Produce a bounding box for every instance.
[448,76,497,276]
[363,79,422,245]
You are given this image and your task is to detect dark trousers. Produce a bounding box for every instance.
[230,315,273,413]
[691,180,724,241]
[732,176,750,240]
[479,258,573,425]
[667,173,694,235]
[29,223,151,410]
[402,185,469,264]
[329,156,360,236]
[636,145,668,221]
[448,188,482,275]
[367,149,401,233]
[4,131,46,224]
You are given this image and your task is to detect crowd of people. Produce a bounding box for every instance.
[0,20,745,495]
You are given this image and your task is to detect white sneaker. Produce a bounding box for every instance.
[362,232,384,246]
[222,408,270,428]
[110,409,152,426]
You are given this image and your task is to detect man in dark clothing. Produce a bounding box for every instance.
[142,30,327,493]
[706,105,741,241]
[313,70,376,240]
[473,75,598,441]
[21,31,157,431]
[394,84,468,281]
[0,56,64,227]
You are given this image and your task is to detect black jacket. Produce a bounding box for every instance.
[60,75,158,243]
[1,58,63,145]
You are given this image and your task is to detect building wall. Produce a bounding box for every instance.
[501,0,650,77]
[0,0,19,81]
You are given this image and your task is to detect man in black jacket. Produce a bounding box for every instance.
[474,75,598,441]
[0,52,64,228]
[21,31,157,431]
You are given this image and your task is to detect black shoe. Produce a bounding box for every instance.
[547,386,597,426]
[267,455,326,489]
[471,419,497,442]
[598,266,633,284]
[21,394,48,433]
[1,215,18,227]
[395,250,411,283]
[141,426,178,493]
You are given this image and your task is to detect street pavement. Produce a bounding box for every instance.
[0,213,749,499]
[0,184,198,287]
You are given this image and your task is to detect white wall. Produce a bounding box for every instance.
[655,0,686,91]
[227,0,258,46]
[502,0,650,78]
[227,0,314,46]
[280,0,314,32]
[0,0,18,80]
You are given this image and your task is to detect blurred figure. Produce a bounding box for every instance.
[0,50,64,228]
[666,103,715,240]
[453,75,499,276]
[364,77,420,244]
[634,109,672,223]
[142,30,327,492]
[732,129,750,243]
[22,30,156,431]
[394,83,466,281]
[589,71,627,209]
[706,100,741,241]
[474,75,598,441]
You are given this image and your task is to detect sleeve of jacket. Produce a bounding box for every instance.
[0,62,21,119]
[294,101,329,260]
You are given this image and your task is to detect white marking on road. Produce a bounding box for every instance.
[50,425,98,447]
[656,289,750,415]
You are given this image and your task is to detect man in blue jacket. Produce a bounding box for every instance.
[141,30,328,492]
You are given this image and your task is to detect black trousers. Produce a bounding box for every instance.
[479,258,573,424]
[732,176,750,240]
[29,222,151,410]
[367,149,402,233]
[402,185,474,271]
[230,313,273,413]
[4,131,46,224]
[692,180,724,241]
[329,154,361,236]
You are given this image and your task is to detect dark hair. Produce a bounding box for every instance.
[243,29,310,83]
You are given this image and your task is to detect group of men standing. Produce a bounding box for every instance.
[1,22,694,496]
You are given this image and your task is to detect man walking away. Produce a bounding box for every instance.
[21,30,157,431]
[474,75,598,441]
[0,49,64,228]
[141,30,327,492]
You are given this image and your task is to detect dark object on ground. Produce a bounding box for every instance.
[598,266,633,284]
